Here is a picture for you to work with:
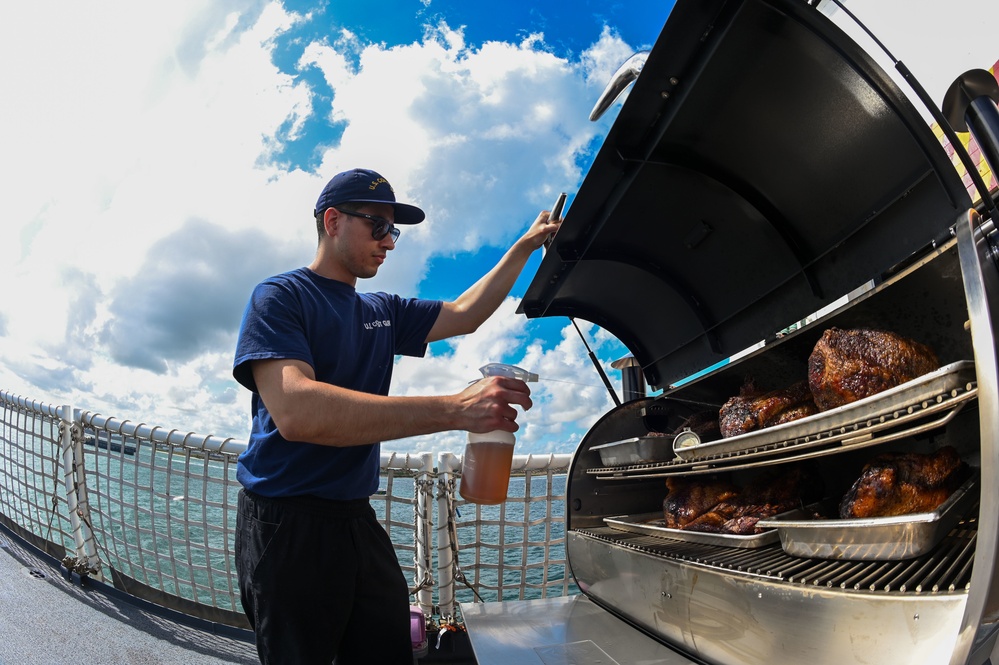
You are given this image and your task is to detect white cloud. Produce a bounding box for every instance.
[300,20,623,293]
[1,2,318,371]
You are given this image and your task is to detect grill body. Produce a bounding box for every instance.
[519,0,999,662]
[562,221,998,665]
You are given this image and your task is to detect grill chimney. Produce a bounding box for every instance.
[611,356,646,402]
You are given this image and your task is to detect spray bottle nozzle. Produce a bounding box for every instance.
[479,363,539,382]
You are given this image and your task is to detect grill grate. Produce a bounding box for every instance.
[578,512,978,593]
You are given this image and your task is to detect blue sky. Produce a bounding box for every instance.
[1,0,996,455]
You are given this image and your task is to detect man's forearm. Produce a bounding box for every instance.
[429,239,534,341]
[426,209,557,343]
[271,380,460,447]
[259,363,532,447]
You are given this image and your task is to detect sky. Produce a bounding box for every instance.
[1,0,997,457]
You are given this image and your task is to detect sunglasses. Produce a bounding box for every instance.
[336,209,401,242]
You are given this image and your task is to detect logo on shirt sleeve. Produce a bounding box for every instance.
[363,319,392,330]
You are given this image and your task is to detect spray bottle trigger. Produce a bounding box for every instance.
[478,363,538,382]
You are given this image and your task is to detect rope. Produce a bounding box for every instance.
[42,420,63,546]
[441,474,484,603]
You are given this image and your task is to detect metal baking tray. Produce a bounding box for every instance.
[674,360,976,461]
[757,470,979,561]
[591,436,675,466]
[603,512,781,548]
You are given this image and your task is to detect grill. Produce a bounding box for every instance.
[518,0,999,663]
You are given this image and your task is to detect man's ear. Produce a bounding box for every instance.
[324,207,339,237]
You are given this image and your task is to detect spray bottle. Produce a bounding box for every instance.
[458,363,538,505]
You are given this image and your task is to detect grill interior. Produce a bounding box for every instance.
[559,231,994,665]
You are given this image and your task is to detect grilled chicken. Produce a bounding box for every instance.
[808,328,939,411]
[680,465,823,535]
[719,380,818,438]
[662,476,739,529]
[838,446,967,519]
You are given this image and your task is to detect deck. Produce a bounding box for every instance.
[0,531,477,664]
[0,532,257,664]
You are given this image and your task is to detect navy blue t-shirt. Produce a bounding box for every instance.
[233,267,442,500]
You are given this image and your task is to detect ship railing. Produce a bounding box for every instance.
[435,451,574,620]
[0,389,575,630]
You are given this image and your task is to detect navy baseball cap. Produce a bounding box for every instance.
[313,168,425,224]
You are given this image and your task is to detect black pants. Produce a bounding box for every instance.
[236,489,413,664]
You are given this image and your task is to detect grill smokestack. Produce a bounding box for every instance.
[611,356,646,402]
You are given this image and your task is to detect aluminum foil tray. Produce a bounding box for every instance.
[674,360,976,461]
[757,471,979,561]
[591,436,675,466]
[603,512,780,548]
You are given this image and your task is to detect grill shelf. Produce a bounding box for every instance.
[575,506,979,594]
[587,381,977,479]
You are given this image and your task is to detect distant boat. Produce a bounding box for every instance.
[83,434,136,455]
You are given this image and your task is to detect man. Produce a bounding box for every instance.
[232,167,560,664]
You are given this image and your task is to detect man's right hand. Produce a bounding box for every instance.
[455,375,533,434]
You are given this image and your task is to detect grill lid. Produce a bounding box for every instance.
[519,0,972,390]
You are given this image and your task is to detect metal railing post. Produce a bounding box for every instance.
[435,452,460,619]
[59,405,103,580]
[414,452,435,617]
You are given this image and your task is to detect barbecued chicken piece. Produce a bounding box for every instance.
[682,500,781,535]
[662,476,739,529]
[808,328,940,411]
[683,465,824,535]
[718,380,818,438]
[838,446,967,519]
